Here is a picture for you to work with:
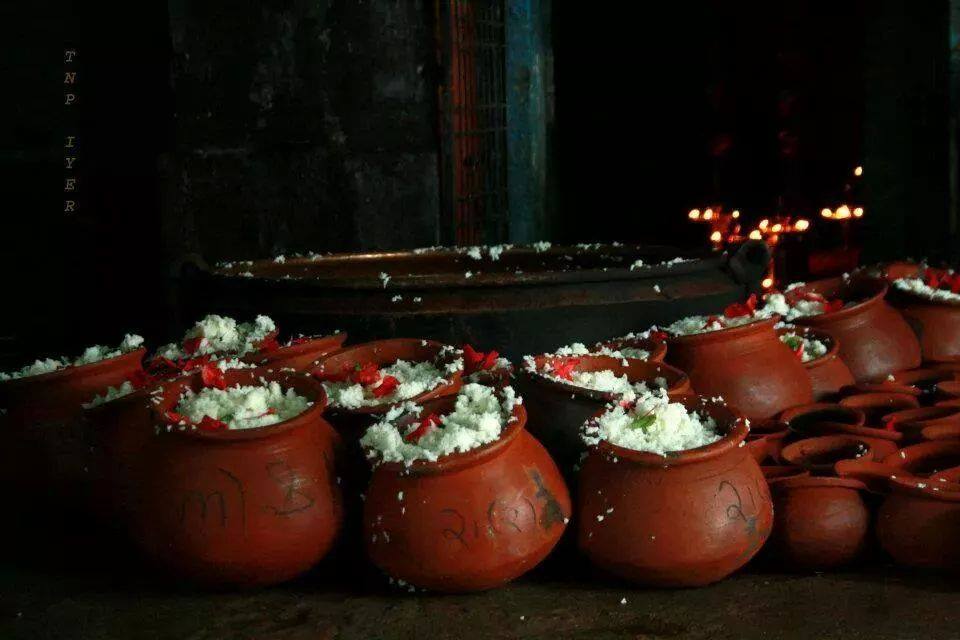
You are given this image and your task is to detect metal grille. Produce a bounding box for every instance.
[437,0,509,245]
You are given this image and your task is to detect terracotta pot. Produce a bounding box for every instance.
[0,348,146,507]
[665,317,812,421]
[312,338,464,439]
[761,465,809,481]
[836,441,960,491]
[888,367,958,393]
[882,406,960,442]
[778,327,855,401]
[129,369,344,588]
[888,268,960,363]
[518,355,691,473]
[577,395,772,587]
[595,335,667,362]
[780,402,901,444]
[780,434,896,475]
[839,392,920,425]
[243,332,347,371]
[767,475,870,570]
[794,276,921,382]
[877,474,960,570]
[363,399,570,592]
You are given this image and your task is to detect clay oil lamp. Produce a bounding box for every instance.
[779,434,894,476]
[242,331,347,372]
[780,402,902,445]
[785,276,921,382]
[517,350,690,473]
[777,326,854,401]
[766,473,871,570]
[839,392,920,427]
[130,368,344,588]
[0,334,147,508]
[881,406,960,443]
[312,338,464,439]
[887,266,960,362]
[661,297,812,421]
[578,394,772,587]
[360,384,570,592]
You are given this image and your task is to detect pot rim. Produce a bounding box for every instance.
[664,314,780,346]
[243,332,347,366]
[838,392,921,411]
[589,395,750,467]
[150,368,330,442]
[890,266,960,308]
[365,398,527,477]
[780,434,874,468]
[768,474,867,492]
[312,338,464,415]
[519,354,689,402]
[881,405,960,427]
[0,347,146,389]
[793,276,887,326]
[780,402,866,428]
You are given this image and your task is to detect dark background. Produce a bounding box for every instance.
[2,0,956,365]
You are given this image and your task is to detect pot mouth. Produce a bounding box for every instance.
[881,440,960,476]
[794,276,887,325]
[366,399,527,476]
[780,435,874,471]
[592,395,749,467]
[776,326,840,367]
[780,402,866,430]
[151,368,329,442]
[521,354,689,401]
[882,406,960,428]
[0,347,146,388]
[839,393,921,417]
[313,338,463,415]
[665,315,779,346]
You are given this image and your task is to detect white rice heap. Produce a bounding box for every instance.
[663,313,761,336]
[154,314,276,360]
[0,334,144,381]
[359,383,522,466]
[172,380,312,430]
[323,360,452,409]
[779,331,828,363]
[893,273,960,303]
[531,340,651,366]
[522,350,663,403]
[582,389,722,456]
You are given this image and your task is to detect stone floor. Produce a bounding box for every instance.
[2,542,957,640]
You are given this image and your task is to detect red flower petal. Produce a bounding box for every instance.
[480,350,500,371]
[792,342,804,360]
[352,362,382,386]
[313,364,351,383]
[648,330,669,342]
[950,274,960,294]
[163,410,189,425]
[925,268,942,289]
[823,299,845,314]
[404,413,442,443]
[462,344,485,375]
[371,374,400,398]
[723,302,752,318]
[550,357,580,381]
[179,354,212,373]
[182,336,204,356]
[200,362,227,390]
[197,415,228,432]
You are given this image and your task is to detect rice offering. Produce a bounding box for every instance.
[0,334,144,381]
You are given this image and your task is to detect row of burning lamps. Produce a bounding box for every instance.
[688,166,865,288]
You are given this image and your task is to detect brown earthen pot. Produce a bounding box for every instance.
[793,276,921,382]
[665,317,812,421]
[876,470,960,570]
[0,347,147,507]
[312,338,464,439]
[888,267,960,363]
[745,419,790,464]
[130,369,344,588]
[835,440,960,490]
[577,396,772,587]
[594,335,667,362]
[839,392,920,426]
[777,327,855,401]
[243,332,347,371]
[363,399,570,592]
[517,355,691,473]
[780,402,901,444]
[767,475,870,570]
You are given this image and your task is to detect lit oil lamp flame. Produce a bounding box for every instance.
[854,166,863,177]
[794,218,809,231]
[762,277,774,289]
[749,229,762,240]
[689,209,701,220]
